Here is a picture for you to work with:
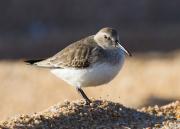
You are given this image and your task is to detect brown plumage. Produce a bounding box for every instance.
[34,36,105,68]
[27,27,131,69]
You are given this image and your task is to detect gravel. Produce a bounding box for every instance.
[0,100,179,129]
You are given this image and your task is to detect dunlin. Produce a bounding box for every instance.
[26,27,131,104]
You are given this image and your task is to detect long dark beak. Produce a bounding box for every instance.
[116,41,132,56]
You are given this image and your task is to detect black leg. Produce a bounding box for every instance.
[76,87,91,104]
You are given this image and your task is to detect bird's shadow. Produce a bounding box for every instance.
[142,96,177,107]
[1,100,169,129]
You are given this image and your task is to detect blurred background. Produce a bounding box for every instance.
[0,0,180,120]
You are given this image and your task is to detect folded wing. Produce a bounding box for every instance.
[26,36,104,69]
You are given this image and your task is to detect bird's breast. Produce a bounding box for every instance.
[103,48,125,65]
[51,53,125,87]
[51,49,125,87]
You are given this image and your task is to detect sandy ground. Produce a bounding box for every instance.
[0,100,179,129]
[0,52,180,121]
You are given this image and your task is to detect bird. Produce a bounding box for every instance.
[25,27,132,104]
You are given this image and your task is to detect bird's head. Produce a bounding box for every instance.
[94,27,132,56]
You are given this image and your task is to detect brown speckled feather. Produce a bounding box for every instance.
[35,36,105,68]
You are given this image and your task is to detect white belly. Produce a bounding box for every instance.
[51,60,124,88]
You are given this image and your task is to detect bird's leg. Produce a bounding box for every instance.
[76,87,91,104]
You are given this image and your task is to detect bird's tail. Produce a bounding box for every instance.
[25,59,44,65]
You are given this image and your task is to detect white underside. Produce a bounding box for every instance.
[51,59,124,88]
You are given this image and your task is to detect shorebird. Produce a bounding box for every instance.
[26,27,132,104]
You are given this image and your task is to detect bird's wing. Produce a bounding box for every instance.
[32,36,105,69]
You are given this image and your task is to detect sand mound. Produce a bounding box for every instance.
[0,100,179,129]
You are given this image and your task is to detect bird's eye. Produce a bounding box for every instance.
[104,35,111,40]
